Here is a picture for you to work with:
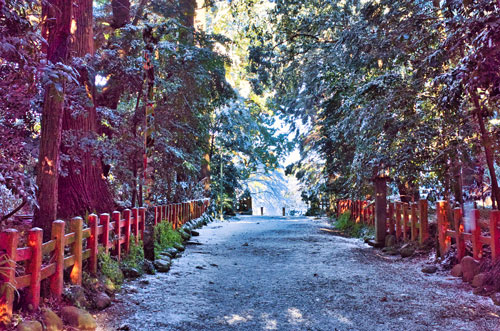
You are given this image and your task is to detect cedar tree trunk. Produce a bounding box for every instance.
[34,0,72,238]
[471,90,500,209]
[57,0,114,218]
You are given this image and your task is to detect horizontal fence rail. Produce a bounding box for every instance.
[337,199,429,245]
[437,200,500,262]
[338,198,500,263]
[0,199,210,320]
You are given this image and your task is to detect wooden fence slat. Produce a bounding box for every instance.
[154,206,159,226]
[132,208,139,244]
[419,199,429,244]
[0,229,18,320]
[70,217,83,285]
[88,214,98,275]
[123,209,131,254]
[471,209,482,259]
[50,220,65,300]
[437,201,450,258]
[454,208,465,262]
[113,211,122,261]
[27,228,42,310]
[388,202,395,235]
[100,214,111,254]
[490,210,500,261]
[411,203,418,241]
[395,202,402,241]
[403,203,409,241]
[139,207,146,240]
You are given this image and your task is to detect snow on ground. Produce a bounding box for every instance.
[96,215,500,331]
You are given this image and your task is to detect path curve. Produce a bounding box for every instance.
[96,215,500,330]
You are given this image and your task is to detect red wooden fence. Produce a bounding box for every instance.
[437,200,500,262]
[0,199,210,321]
[336,199,429,244]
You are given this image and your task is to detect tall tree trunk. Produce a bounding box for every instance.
[57,0,114,219]
[471,90,500,210]
[34,0,72,239]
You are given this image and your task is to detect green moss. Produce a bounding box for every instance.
[121,235,145,273]
[98,250,123,288]
[154,222,183,259]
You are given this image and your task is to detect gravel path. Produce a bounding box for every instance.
[96,215,500,330]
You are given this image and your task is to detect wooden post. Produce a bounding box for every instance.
[100,213,111,254]
[27,228,42,310]
[112,211,122,260]
[88,214,98,275]
[123,209,131,254]
[172,204,177,229]
[132,208,139,243]
[50,221,65,300]
[411,203,418,241]
[374,177,388,245]
[70,217,83,285]
[437,201,450,258]
[261,207,264,216]
[139,207,146,240]
[490,210,500,261]
[0,229,19,321]
[395,202,402,241]
[471,209,482,259]
[283,207,286,216]
[454,208,466,262]
[154,206,159,226]
[403,203,409,241]
[388,202,395,235]
[419,199,429,244]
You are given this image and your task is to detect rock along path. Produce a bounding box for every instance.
[96,215,500,331]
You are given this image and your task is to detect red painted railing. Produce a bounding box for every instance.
[0,198,210,321]
[436,201,500,262]
[336,199,429,244]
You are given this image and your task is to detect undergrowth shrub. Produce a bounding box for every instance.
[334,211,372,238]
[121,235,145,273]
[98,250,123,288]
[154,222,182,258]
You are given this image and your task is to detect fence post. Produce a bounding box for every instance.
[139,207,146,240]
[261,207,264,216]
[395,202,402,241]
[469,209,480,259]
[0,229,18,321]
[88,214,98,275]
[132,208,139,244]
[388,202,395,235]
[26,228,42,310]
[113,211,122,261]
[70,217,83,285]
[100,214,111,254]
[123,209,131,254]
[437,201,450,258]
[402,203,409,241]
[490,210,500,261]
[154,206,159,226]
[454,208,466,262]
[411,203,418,241]
[50,221,65,300]
[419,199,429,244]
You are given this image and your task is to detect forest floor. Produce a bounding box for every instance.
[95,215,500,331]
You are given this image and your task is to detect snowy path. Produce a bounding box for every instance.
[96,215,500,330]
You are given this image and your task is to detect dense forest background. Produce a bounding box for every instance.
[240,0,500,212]
[0,0,287,236]
[2,0,500,228]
